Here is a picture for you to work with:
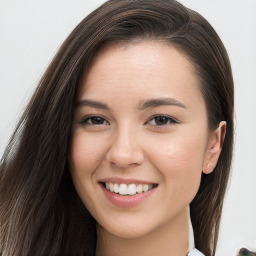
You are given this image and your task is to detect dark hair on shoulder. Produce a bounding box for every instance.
[0,1,234,255]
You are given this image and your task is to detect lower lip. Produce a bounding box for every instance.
[100,184,158,208]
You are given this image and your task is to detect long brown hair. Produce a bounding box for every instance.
[0,1,234,255]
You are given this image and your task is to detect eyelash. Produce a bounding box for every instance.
[79,115,110,126]
[145,115,179,126]
[79,115,179,127]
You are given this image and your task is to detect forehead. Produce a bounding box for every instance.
[78,40,204,111]
[86,40,196,80]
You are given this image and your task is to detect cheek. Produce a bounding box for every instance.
[69,132,107,173]
[68,132,108,209]
[68,133,108,203]
[151,135,205,169]
[147,131,206,194]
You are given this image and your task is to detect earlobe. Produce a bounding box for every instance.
[203,121,226,174]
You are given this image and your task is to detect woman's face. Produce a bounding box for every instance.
[69,40,223,239]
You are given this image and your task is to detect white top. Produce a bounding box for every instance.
[188,248,205,256]
[187,217,205,256]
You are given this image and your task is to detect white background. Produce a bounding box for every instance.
[0,1,256,255]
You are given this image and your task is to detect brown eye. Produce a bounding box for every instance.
[80,116,109,125]
[154,116,169,125]
[90,117,105,125]
[147,115,178,126]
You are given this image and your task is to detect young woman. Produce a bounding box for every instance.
[0,0,234,255]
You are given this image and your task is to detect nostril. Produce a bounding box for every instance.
[106,148,144,168]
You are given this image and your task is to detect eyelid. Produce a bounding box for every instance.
[79,115,110,125]
[78,114,179,127]
[145,114,180,126]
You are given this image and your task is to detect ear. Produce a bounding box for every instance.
[203,121,226,174]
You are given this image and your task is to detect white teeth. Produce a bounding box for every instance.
[114,183,119,193]
[143,184,149,192]
[104,182,156,196]
[119,184,127,195]
[127,184,137,195]
[136,184,143,193]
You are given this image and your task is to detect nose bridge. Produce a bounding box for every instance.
[106,122,144,167]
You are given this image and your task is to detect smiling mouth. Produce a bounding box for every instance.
[101,182,158,196]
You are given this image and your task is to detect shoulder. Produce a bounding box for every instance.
[187,248,205,256]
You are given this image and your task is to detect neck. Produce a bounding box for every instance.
[96,206,190,256]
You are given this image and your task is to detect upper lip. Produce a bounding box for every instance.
[98,177,157,185]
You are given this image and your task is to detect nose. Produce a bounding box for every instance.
[106,125,144,168]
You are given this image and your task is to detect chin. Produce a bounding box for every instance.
[98,215,165,240]
[99,218,154,239]
[106,226,153,239]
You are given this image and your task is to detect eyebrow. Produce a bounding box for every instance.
[76,99,110,110]
[138,98,186,110]
[76,97,186,110]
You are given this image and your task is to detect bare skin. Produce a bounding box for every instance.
[96,206,190,256]
[69,40,226,256]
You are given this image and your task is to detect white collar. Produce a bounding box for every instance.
[188,248,205,256]
[188,216,205,256]
[189,216,195,251]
